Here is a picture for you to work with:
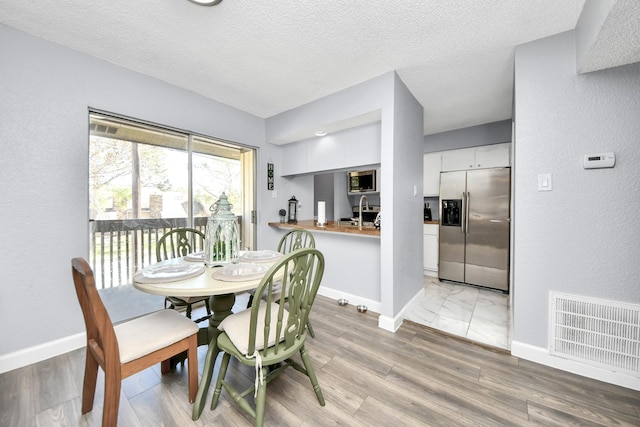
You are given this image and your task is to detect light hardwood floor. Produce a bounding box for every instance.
[2,294,639,426]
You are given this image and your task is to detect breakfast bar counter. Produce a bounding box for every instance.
[269,219,381,308]
[268,220,380,238]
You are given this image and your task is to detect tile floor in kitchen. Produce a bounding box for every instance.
[404,275,511,350]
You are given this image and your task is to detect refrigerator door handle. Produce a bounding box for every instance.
[465,192,470,235]
[461,192,466,234]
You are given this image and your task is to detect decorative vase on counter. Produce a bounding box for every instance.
[204,192,239,267]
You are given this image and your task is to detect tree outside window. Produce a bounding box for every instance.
[89,113,249,288]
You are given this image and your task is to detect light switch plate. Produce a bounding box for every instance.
[538,173,552,191]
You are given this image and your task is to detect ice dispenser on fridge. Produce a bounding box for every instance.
[441,199,461,227]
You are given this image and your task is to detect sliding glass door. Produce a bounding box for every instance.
[89,112,255,289]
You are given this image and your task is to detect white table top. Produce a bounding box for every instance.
[133,256,280,297]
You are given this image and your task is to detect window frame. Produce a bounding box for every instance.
[88,109,257,289]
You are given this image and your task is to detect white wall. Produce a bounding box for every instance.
[0,24,273,360]
[0,25,425,369]
[267,72,424,331]
[280,121,381,176]
[386,74,425,317]
[423,119,512,153]
[314,233,381,303]
[513,30,640,350]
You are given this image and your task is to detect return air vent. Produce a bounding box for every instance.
[550,292,640,377]
[90,123,118,135]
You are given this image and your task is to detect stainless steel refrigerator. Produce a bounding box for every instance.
[438,167,510,292]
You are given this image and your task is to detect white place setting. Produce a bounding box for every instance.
[133,258,205,283]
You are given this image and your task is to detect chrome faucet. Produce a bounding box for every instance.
[358,195,369,227]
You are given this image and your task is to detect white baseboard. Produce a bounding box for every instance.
[0,332,86,374]
[317,286,381,313]
[1,288,378,374]
[511,340,640,391]
[378,314,403,332]
[423,270,438,278]
[5,300,638,394]
[379,285,426,333]
[317,287,406,333]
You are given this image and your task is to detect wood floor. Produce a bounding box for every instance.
[2,294,639,426]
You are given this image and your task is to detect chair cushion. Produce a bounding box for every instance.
[217,301,289,355]
[114,309,199,363]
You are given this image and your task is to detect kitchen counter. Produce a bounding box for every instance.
[268,220,380,238]
[424,220,439,225]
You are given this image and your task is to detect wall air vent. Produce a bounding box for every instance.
[89,123,118,135]
[550,292,640,377]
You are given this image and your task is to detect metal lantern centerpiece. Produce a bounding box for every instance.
[204,192,239,267]
[287,195,298,224]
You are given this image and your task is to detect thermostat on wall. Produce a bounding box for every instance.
[583,152,615,169]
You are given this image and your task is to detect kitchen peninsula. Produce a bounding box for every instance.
[268,220,380,238]
[268,219,381,313]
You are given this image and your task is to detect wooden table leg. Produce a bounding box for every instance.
[192,292,236,420]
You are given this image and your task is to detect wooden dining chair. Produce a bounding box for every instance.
[247,228,317,336]
[211,248,326,427]
[157,227,211,323]
[71,257,199,427]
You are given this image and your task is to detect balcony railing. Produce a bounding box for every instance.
[89,216,241,289]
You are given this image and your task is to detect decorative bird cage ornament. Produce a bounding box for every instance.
[204,192,239,267]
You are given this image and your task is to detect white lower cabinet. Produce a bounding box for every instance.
[423,224,439,276]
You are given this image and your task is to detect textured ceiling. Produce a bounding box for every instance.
[577,0,640,73]
[0,1,589,135]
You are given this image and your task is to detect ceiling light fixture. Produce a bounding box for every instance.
[188,0,223,5]
[315,131,328,136]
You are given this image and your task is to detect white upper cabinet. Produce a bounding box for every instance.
[441,143,510,172]
[423,152,441,196]
[474,143,511,169]
[441,147,475,171]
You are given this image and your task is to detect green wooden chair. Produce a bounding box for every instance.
[247,228,317,337]
[211,248,326,426]
[157,228,211,323]
[277,227,316,255]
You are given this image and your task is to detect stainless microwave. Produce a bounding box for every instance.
[348,169,378,194]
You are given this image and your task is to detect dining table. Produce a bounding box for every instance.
[132,249,285,420]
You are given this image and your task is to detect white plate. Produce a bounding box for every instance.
[134,263,205,283]
[212,262,270,282]
[184,251,205,262]
[239,250,282,263]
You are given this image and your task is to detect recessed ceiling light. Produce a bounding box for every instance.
[188,0,223,5]
[315,131,328,136]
